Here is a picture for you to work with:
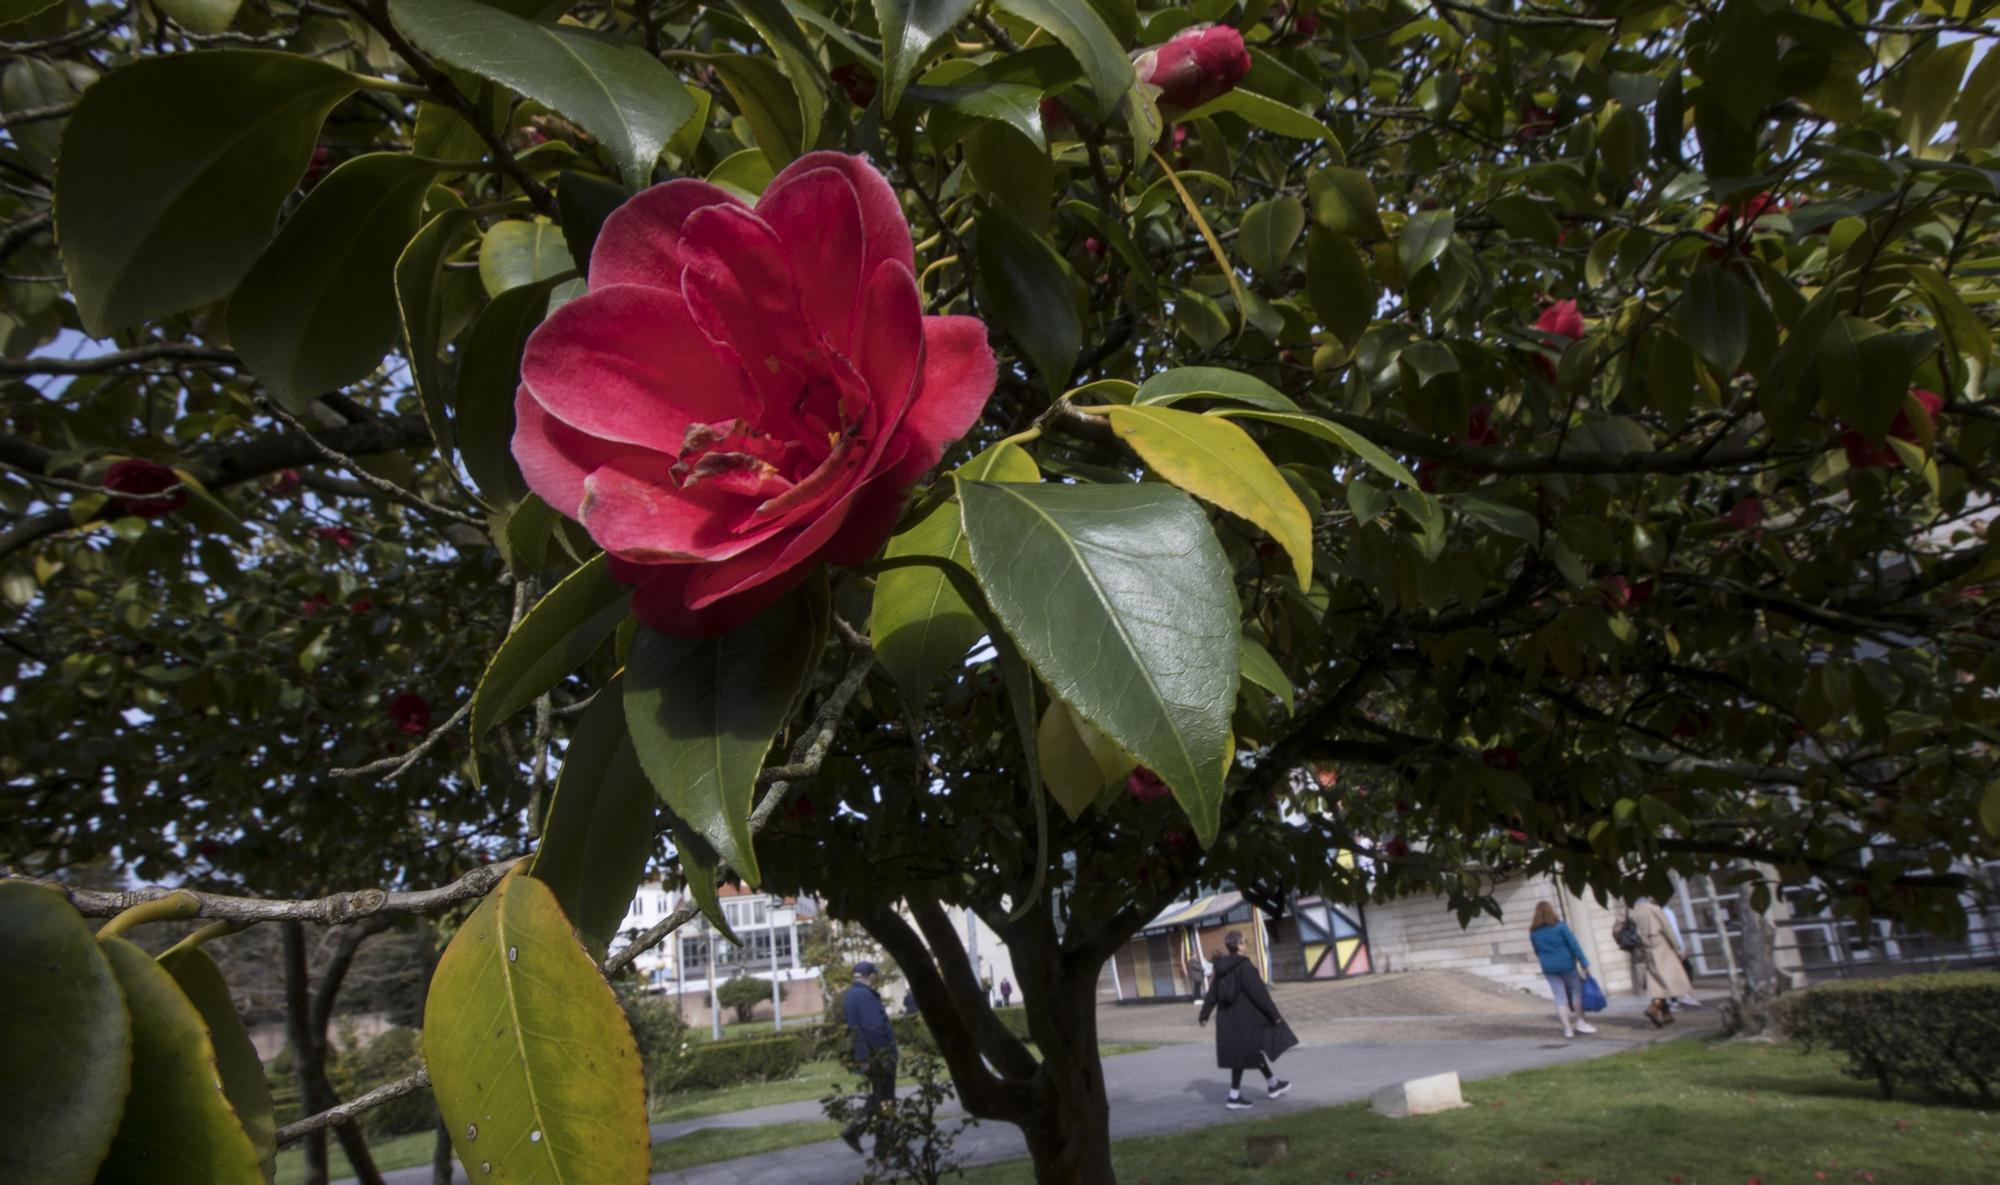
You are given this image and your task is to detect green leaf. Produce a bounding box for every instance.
[1134,366,1298,411]
[426,871,650,1185]
[907,82,1049,152]
[1037,699,1135,820]
[1214,409,1425,494]
[227,154,439,412]
[874,0,978,116]
[155,0,244,34]
[708,52,807,166]
[1485,194,1562,248]
[1679,265,1750,376]
[1981,783,2000,839]
[0,0,63,23]
[1307,225,1375,345]
[1901,40,1972,156]
[556,170,631,274]
[531,677,656,959]
[1396,209,1454,278]
[965,122,1055,231]
[390,0,695,188]
[871,442,1039,700]
[472,554,632,739]
[395,206,478,457]
[480,219,572,296]
[53,50,357,335]
[1958,47,2000,151]
[726,0,829,156]
[455,279,548,505]
[1099,404,1314,586]
[0,883,129,1185]
[1457,493,1540,544]
[671,827,740,944]
[624,585,824,884]
[1307,167,1385,240]
[1238,196,1305,277]
[957,480,1239,844]
[97,937,264,1185]
[1185,89,1338,143]
[1238,635,1293,714]
[993,0,1134,120]
[157,945,275,1184]
[975,200,1081,393]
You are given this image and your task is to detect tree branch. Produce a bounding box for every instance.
[26,856,527,925]
[0,342,239,376]
[275,1068,432,1147]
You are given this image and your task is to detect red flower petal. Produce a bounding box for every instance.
[757,164,868,348]
[588,179,743,290]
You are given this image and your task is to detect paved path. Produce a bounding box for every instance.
[361,995,1713,1185]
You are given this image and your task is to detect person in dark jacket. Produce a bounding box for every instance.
[839,962,897,1154]
[1198,931,1293,1110]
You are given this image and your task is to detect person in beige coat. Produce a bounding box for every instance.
[1629,898,1693,1027]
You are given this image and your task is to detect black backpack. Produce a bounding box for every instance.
[1615,915,1644,952]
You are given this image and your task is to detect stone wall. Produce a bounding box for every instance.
[1362,875,1644,997]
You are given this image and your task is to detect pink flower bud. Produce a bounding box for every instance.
[1134,25,1251,114]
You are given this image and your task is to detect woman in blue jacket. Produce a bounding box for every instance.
[1529,901,1597,1038]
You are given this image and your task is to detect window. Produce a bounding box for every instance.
[723,898,769,929]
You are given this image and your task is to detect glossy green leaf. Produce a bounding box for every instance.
[1958,48,2000,151]
[531,677,656,959]
[1238,196,1305,276]
[709,52,806,167]
[1238,635,1293,713]
[390,0,695,188]
[624,584,824,884]
[993,0,1133,120]
[958,480,1239,843]
[1308,167,1385,240]
[1397,209,1454,278]
[53,50,357,334]
[727,0,828,154]
[1214,408,1425,494]
[480,219,572,296]
[1901,40,1972,156]
[556,170,631,274]
[976,200,1080,393]
[1307,225,1374,345]
[97,937,264,1185]
[454,279,548,505]
[1134,366,1298,411]
[871,442,1039,700]
[157,945,275,1183]
[1186,89,1338,143]
[671,825,740,944]
[707,147,778,199]
[1981,783,2000,839]
[395,206,478,457]
[1037,698,1133,820]
[1099,404,1314,586]
[426,871,650,1185]
[227,154,439,411]
[155,0,244,35]
[874,0,977,116]
[0,883,129,1185]
[908,82,1048,151]
[1680,265,1750,376]
[472,554,632,739]
[965,122,1055,231]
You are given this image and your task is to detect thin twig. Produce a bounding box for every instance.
[1432,0,1617,30]
[330,699,474,779]
[257,398,483,526]
[0,342,237,377]
[275,1068,432,1146]
[24,857,527,926]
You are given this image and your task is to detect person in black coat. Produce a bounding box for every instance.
[839,962,897,1154]
[1198,931,1295,1110]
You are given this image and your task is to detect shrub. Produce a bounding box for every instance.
[327,1026,436,1137]
[822,1053,974,1185]
[1773,971,2000,1103]
[652,1032,812,1095]
[718,973,786,1024]
[620,987,691,1093]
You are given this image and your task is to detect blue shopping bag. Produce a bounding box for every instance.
[1579,975,1608,1013]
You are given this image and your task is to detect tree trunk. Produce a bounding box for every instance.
[282,922,330,1185]
[1014,961,1115,1185]
[282,919,392,1185]
[1724,879,1783,1037]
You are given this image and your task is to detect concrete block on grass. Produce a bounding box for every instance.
[1370,1071,1469,1118]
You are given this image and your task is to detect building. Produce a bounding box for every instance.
[608,881,824,1027]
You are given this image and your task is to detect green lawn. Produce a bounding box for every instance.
[651,1119,845,1173]
[274,1129,437,1185]
[958,1038,2000,1184]
[649,1056,855,1122]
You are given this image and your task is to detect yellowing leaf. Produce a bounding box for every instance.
[1098,403,1313,586]
[1037,699,1135,820]
[426,871,650,1185]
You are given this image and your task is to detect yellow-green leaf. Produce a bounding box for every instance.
[1037,699,1135,820]
[1099,403,1314,586]
[480,219,572,297]
[426,871,649,1185]
[97,937,264,1185]
[158,945,276,1184]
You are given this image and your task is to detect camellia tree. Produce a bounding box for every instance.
[4,2,2000,1184]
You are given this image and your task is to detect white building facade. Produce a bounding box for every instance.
[608,881,825,1026]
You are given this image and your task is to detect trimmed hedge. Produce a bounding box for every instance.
[653,1032,810,1094]
[1773,971,2000,1103]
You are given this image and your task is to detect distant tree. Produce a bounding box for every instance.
[718,974,785,1026]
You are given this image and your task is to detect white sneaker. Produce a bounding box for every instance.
[1677,996,1703,1008]
[1562,1027,1575,1038]
[1266,1079,1292,1099]
[1226,1095,1253,1110]
[1575,1020,1598,1034]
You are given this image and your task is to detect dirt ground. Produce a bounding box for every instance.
[1094,968,1705,1045]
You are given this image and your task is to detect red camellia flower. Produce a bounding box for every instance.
[829,64,875,108]
[271,468,302,496]
[1600,575,1632,610]
[1482,746,1521,770]
[314,525,355,549]
[1126,767,1172,803]
[1464,402,1500,447]
[1134,25,1251,113]
[1628,579,1655,606]
[1516,103,1554,140]
[1840,387,1943,470]
[1383,837,1410,860]
[1038,96,1074,135]
[1530,299,1585,380]
[348,598,374,614]
[1705,191,1783,257]
[388,693,432,735]
[300,593,330,618]
[103,459,186,519]
[512,153,997,636]
[1725,496,1765,532]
